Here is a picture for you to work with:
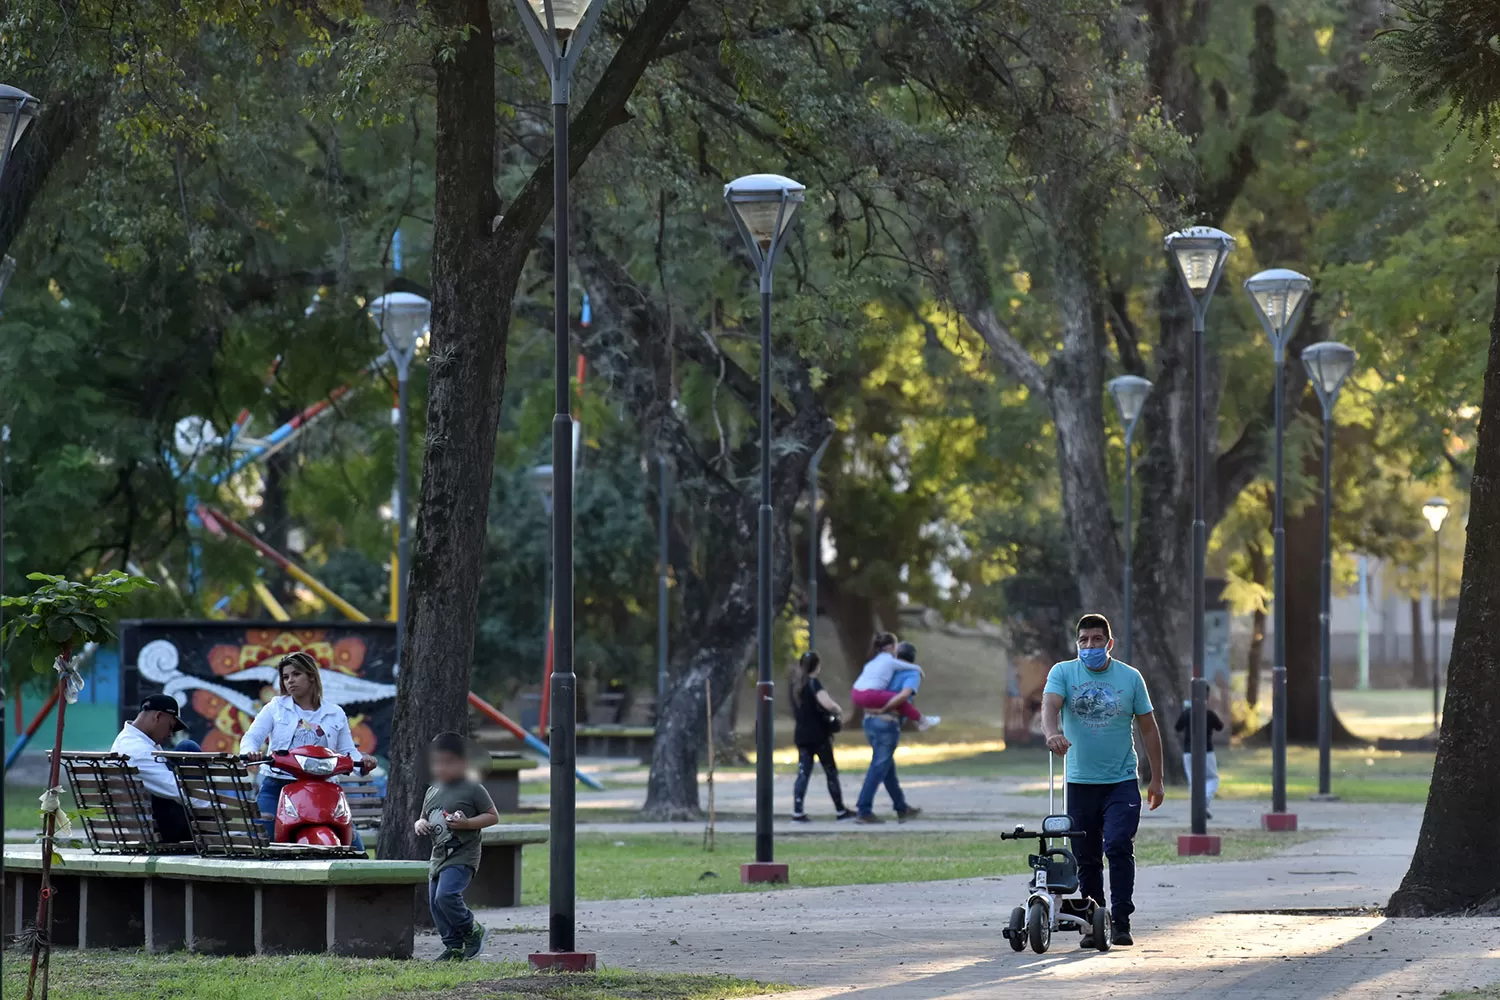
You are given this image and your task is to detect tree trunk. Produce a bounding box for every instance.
[819,568,878,677]
[375,0,696,858]
[1246,540,1267,708]
[712,670,747,766]
[1387,261,1500,917]
[1410,597,1428,686]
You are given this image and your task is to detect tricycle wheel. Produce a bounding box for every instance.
[1091,905,1111,952]
[1007,907,1026,952]
[1027,900,1050,954]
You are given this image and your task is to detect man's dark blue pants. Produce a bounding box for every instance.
[1066,779,1141,924]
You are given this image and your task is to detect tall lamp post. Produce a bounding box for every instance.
[514,0,604,970]
[656,455,669,709]
[366,292,431,662]
[807,434,832,651]
[725,172,805,885]
[1421,496,1450,734]
[1107,375,1151,665]
[1164,225,1234,855]
[1243,267,1312,830]
[1302,341,1356,798]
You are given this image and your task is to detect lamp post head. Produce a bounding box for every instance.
[525,0,592,37]
[1107,375,1153,430]
[0,84,40,182]
[725,173,806,276]
[1164,226,1235,312]
[1422,496,1450,533]
[367,291,431,365]
[531,463,555,515]
[1244,268,1312,359]
[513,0,605,93]
[1300,340,1356,416]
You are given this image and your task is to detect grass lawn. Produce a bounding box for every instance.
[0,953,786,1000]
[1444,987,1500,999]
[517,828,1313,906]
[1209,746,1433,803]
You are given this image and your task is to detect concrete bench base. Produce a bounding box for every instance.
[3,849,425,959]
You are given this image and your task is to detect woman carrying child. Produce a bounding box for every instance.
[789,651,856,822]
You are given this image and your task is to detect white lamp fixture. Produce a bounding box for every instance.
[1245,268,1312,358]
[725,173,806,260]
[1107,375,1152,427]
[526,0,592,36]
[0,84,40,171]
[1422,496,1450,533]
[1301,341,1357,410]
[1164,226,1236,303]
[367,291,431,360]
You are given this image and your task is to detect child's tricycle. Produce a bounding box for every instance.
[999,751,1110,954]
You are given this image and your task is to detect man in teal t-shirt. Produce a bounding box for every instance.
[1042,613,1164,947]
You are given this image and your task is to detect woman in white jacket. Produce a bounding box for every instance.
[240,651,376,844]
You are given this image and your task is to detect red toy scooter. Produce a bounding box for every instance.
[268,745,357,847]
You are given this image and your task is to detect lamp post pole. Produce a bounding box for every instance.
[657,455,669,709]
[1421,497,1449,733]
[515,0,604,967]
[1244,268,1312,829]
[808,435,831,651]
[725,173,805,885]
[1302,341,1356,800]
[1165,227,1234,854]
[1108,376,1150,665]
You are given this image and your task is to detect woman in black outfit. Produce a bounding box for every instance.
[790,651,856,821]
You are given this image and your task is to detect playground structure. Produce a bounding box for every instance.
[146,284,604,790]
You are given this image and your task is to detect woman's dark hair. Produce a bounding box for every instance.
[789,651,820,707]
[869,632,898,658]
[895,641,917,663]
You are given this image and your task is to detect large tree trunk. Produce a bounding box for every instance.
[1387,261,1500,917]
[1246,539,1267,708]
[377,0,694,858]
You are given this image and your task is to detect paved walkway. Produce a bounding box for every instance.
[453,808,1500,999]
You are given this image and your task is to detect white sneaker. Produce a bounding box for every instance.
[918,715,942,731]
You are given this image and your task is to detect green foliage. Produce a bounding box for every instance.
[1,571,157,673]
[1383,0,1500,138]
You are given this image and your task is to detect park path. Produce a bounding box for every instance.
[460,806,1500,999]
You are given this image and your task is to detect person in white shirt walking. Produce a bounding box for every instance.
[110,694,201,843]
[239,651,376,846]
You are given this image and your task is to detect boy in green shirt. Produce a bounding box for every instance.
[415,732,500,960]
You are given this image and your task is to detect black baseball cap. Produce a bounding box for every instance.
[141,694,187,732]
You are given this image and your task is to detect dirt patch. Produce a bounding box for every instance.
[1219,906,1385,917]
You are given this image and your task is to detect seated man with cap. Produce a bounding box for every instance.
[110,694,202,843]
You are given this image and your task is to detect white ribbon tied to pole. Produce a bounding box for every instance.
[53,645,92,705]
[39,787,74,838]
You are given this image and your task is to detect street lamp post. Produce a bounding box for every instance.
[725,173,805,885]
[1244,267,1313,830]
[1107,375,1151,665]
[514,0,605,969]
[1422,497,1450,733]
[366,292,431,663]
[1302,341,1357,799]
[656,455,669,709]
[1164,225,1235,855]
[807,434,832,651]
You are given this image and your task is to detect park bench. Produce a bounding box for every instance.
[2,846,425,958]
[54,752,195,855]
[576,724,656,759]
[156,751,364,858]
[470,823,549,908]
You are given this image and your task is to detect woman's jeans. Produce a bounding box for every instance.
[429,865,476,951]
[856,716,908,817]
[792,739,847,815]
[257,774,365,851]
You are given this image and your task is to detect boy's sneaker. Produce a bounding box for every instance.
[433,948,464,962]
[917,715,942,731]
[463,923,487,959]
[791,813,811,823]
[897,806,923,823]
[835,809,858,821]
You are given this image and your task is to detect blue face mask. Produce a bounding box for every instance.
[1078,646,1110,670]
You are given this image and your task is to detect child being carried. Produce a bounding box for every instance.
[851,636,941,731]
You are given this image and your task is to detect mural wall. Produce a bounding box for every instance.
[121,620,399,757]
